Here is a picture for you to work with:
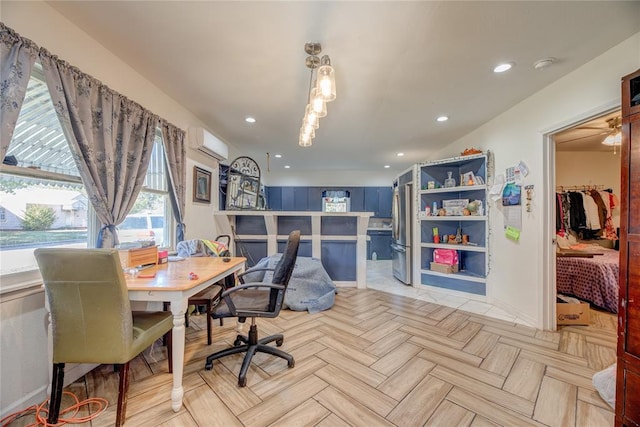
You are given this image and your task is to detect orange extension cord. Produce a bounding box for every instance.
[0,391,108,427]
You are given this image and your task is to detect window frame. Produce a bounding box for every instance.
[0,70,175,293]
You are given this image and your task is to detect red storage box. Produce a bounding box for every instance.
[433,249,458,265]
[157,249,168,264]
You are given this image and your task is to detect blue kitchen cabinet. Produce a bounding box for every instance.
[293,187,309,211]
[364,186,393,217]
[367,230,392,260]
[378,187,393,218]
[266,187,282,210]
[281,187,295,211]
[308,187,323,211]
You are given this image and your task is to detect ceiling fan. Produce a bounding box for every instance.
[556,116,622,145]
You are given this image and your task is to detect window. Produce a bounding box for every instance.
[117,129,172,248]
[0,64,173,281]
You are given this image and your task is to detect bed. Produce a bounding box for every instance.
[556,247,620,313]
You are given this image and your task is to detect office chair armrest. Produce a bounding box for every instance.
[221,283,285,298]
[237,267,276,284]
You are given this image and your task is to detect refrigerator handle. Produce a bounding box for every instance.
[391,244,406,253]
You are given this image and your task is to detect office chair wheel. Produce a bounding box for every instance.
[288,359,295,368]
[234,337,244,346]
[276,338,283,347]
[238,377,247,387]
[205,361,213,371]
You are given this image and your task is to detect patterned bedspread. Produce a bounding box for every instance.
[556,248,620,313]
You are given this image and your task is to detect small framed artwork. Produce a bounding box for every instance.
[193,166,212,203]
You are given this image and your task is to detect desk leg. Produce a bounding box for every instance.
[169,298,187,412]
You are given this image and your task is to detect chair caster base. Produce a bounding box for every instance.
[288,359,295,368]
[205,362,213,371]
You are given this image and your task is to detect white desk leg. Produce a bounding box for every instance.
[169,298,188,412]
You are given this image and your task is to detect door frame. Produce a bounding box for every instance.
[541,101,620,330]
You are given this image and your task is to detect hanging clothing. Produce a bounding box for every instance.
[601,191,619,240]
[589,189,607,231]
[568,191,586,232]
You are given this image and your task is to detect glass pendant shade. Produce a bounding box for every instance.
[316,64,336,102]
[301,123,315,139]
[310,88,327,117]
[299,132,313,147]
[602,131,622,146]
[304,105,320,129]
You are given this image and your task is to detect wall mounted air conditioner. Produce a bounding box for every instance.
[188,127,228,161]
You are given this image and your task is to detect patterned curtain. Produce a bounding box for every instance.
[39,49,159,247]
[161,122,187,242]
[0,23,38,160]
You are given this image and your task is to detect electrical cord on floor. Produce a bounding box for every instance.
[0,391,108,427]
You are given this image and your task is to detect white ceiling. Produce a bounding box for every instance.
[46,1,640,173]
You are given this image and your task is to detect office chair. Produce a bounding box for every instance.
[34,248,173,427]
[204,230,300,386]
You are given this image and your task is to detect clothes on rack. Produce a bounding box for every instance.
[555,189,619,240]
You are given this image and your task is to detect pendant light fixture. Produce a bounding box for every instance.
[299,42,336,147]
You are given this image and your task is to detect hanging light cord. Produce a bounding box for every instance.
[0,391,108,427]
[307,66,314,103]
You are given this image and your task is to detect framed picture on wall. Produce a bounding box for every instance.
[193,166,212,203]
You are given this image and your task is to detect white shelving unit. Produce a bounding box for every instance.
[415,153,489,296]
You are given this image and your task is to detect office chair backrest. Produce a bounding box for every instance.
[268,230,300,312]
[34,248,135,364]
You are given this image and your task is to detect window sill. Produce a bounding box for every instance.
[0,269,44,297]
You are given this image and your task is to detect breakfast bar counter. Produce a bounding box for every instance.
[213,211,373,288]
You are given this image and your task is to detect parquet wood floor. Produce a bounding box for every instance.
[19,288,617,427]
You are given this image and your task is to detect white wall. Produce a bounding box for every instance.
[556,150,621,227]
[431,32,640,327]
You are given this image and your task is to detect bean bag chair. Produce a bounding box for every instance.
[242,255,336,313]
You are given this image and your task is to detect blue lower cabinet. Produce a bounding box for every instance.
[277,216,312,235]
[277,239,312,257]
[321,241,357,281]
[235,240,267,267]
[367,231,392,260]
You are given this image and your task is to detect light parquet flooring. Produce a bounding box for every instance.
[15,288,617,427]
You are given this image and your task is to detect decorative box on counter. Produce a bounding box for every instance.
[157,249,169,264]
[118,246,158,268]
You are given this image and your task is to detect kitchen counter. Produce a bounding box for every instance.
[213,211,373,288]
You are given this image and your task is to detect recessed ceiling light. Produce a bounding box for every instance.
[397,152,404,157]
[384,165,390,169]
[284,165,290,169]
[436,116,448,122]
[493,62,514,73]
[245,116,256,123]
[274,154,282,158]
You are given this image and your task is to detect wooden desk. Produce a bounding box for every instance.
[125,256,245,412]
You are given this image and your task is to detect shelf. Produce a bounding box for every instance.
[419,215,487,221]
[420,242,486,252]
[420,268,486,283]
[419,185,486,194]
[417,153,488,295]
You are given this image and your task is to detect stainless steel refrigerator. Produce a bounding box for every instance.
[391,177,412,284]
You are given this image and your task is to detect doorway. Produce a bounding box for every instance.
[545,107,621,330]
